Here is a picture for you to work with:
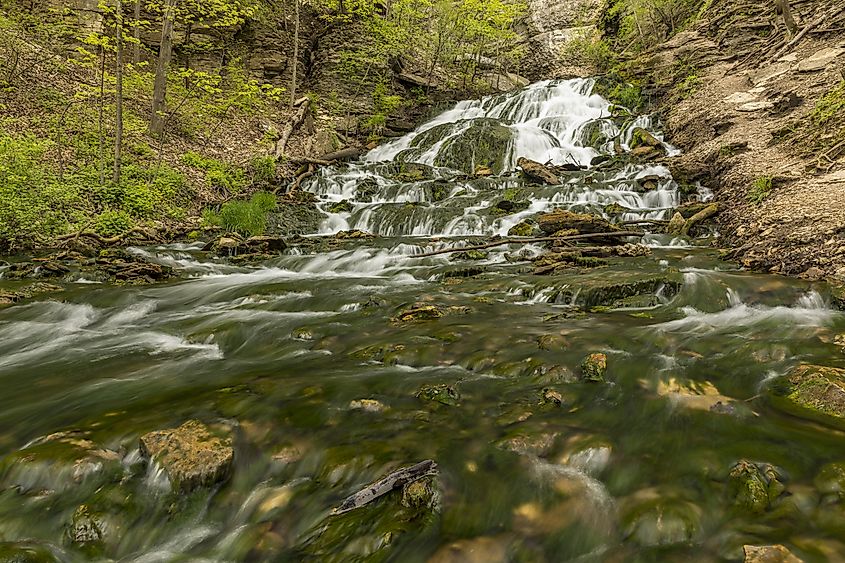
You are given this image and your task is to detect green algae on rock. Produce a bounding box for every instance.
[139,420,234,492]
[581,353,607,382]
[768,364,845,429]
[416,384,460,406]
[729,460,785,514]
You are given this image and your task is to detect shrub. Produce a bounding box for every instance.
[95,210,134,237]
[747,176,773,205]
[204,191,277,236]
[181,151,247,194]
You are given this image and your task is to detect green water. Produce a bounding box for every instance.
[1,240,845,562]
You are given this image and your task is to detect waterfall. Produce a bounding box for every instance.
[305,79,687,238]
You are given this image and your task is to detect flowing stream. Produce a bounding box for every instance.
[2,80,845,562]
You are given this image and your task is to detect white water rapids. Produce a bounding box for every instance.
[304,79,691,238]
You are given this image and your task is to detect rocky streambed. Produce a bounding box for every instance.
[1,80,845,562]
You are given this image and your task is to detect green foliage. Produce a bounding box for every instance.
[747,176,773,205]
[182,151,247,194]
[0,133,75,247]
[593,76,645,110]
[203,191,277,236]
[602,0,705,52]
[565,31,616,72]
[94,210,134,237]
[812,81,845,127]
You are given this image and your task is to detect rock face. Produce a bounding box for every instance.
[139,420,234,492]
[520,0,604,79]
[768,365,845,429]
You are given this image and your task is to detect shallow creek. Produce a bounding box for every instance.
[2,80,845,562]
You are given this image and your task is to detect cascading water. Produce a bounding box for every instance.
[306,79,688,239]
[2,79,845,562]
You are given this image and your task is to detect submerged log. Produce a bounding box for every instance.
[332,459,438,515]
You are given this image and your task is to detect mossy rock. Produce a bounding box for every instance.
[401,118,515,174]
[768,364,845,429]
[729,460,784,514]
[139,420,234,492]
[630,127,663,150]
[328,200,354,214]
[392,304,444,323]
[416,384,460,406]
[576,119,612,150]
[0,542,59,562]
[451,250,489,261]
[815,461,845,498]
[508,220,538,237]
[355,178,380,202]
[537,210,617,236]
[581,353,607,382]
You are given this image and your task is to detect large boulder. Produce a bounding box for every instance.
[537,210,617,235]
[768,365,845,429]
[398,118,515,174]
[139,420,234,492]
[517,157,560,185]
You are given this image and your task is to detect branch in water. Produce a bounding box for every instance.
[413,231,646,258]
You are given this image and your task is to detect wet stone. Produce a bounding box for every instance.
[729,460,784,514]
[742,544,803,563]
[392,304,444,323]
[139,420,234,492]
[581,353,607,382]
[349,399,387,413]
[400,476,436,511]
[416,384,460,406]
[66,505,103,551]
[768,364,845,429]
[0,542,59,562]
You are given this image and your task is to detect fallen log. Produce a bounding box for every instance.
[274,98,311,159]
[679,203,719,236]
[318,147,363,162]
[332,460,437,515]
[413,231,645,258]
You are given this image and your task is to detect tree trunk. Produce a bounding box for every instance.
[289,0,300,109]
[775,0,798,36]
[132,0,141,64]
[114,0,124,184]
[98,44,105,186]
[149,0,175,137]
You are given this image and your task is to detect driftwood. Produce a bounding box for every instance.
[413,231,646,258]
[332,460,437,515]
[679,203,719,236]
[274,98,311,159]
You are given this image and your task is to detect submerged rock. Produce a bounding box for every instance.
[581,353,607,382]
[0,542,59,562]
[139,420,234,492]
[349,399,387,413]
[729,460,784,513]
[0,431,122,493]
[66,505,103,552]
[392,304,444,322]
[742,544,803,563]
[768,364,845,429]
[416,384,460,406]
[428,536,510,563]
